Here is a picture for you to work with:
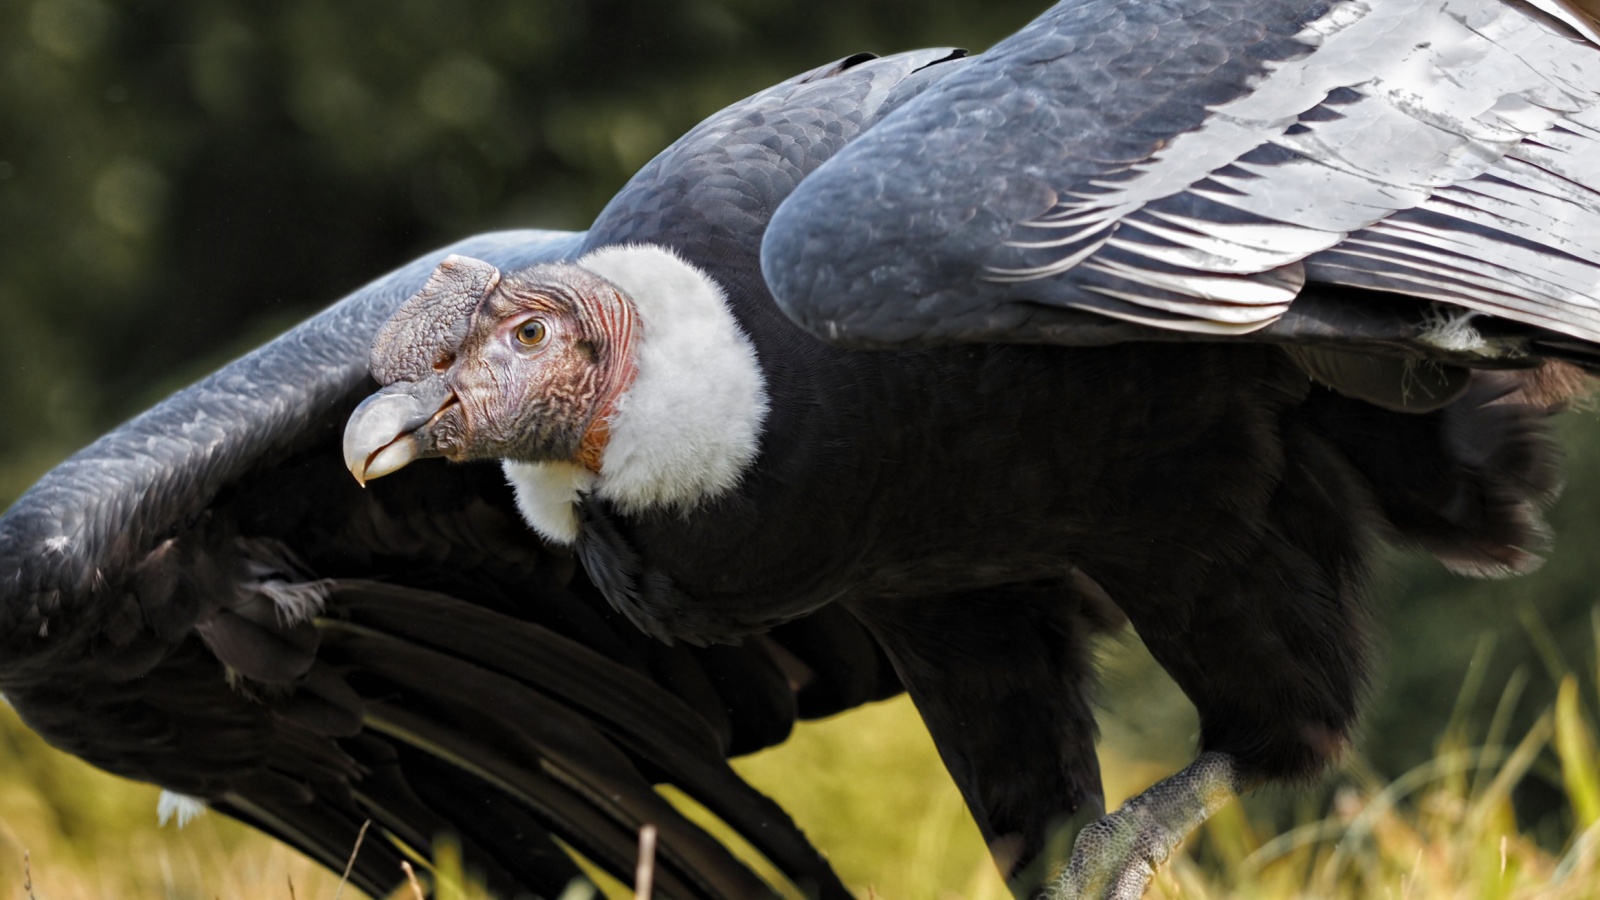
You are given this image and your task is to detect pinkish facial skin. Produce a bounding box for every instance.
[344,255,638,486]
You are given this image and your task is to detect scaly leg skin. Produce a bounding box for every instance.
[1045,752,1247,900]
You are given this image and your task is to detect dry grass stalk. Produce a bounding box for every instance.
[636,823,659,900]
[401,860,426,900]
[331,818,372,900]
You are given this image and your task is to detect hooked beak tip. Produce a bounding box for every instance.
[342,383,451,486]
[358,437,424,485]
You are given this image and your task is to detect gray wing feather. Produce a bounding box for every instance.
[588,49,966,264]
[762,0,1600,349]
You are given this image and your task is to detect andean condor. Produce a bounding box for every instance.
[5,0,1600,898]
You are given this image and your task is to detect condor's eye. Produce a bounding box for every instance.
[515,319,548,347]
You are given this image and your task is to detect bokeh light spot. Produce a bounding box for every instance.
[91,158,167,237]
[418,55,501,128]
[28,0,111,60]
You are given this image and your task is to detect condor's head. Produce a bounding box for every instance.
[343,244,768,544]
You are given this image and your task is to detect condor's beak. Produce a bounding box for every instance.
[343,375,458,486]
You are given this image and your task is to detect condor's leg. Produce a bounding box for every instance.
[853,572,1125,895]
[1048,752,1249,899]
[1052,426,1376,899]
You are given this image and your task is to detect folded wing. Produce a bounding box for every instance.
[763,0,1600,354]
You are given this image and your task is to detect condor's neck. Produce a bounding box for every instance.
[502,243,772,544]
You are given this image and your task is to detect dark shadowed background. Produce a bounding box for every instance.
[4,0,1600,892]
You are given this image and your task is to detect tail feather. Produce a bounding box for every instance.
[216,794,411,899]
[323,625,779,900]
[327,581,850,898]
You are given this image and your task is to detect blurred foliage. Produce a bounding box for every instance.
[7,0,1600,896]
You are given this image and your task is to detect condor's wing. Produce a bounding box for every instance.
[0,227,896,899]
[763,0,1600,367]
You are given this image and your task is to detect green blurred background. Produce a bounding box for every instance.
[4,0,1600,896]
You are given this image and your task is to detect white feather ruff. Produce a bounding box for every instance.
[503,460,595,545]
[580,243,769,515]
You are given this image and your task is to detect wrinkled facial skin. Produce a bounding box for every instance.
[348,256,636,482]
[439,276,612,463]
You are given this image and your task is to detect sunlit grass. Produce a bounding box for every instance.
[4,620,1600,899]
[734,695,1600,900]
[732,696,1012,900]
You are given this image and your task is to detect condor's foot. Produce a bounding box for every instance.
[1045,752,1246,900]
